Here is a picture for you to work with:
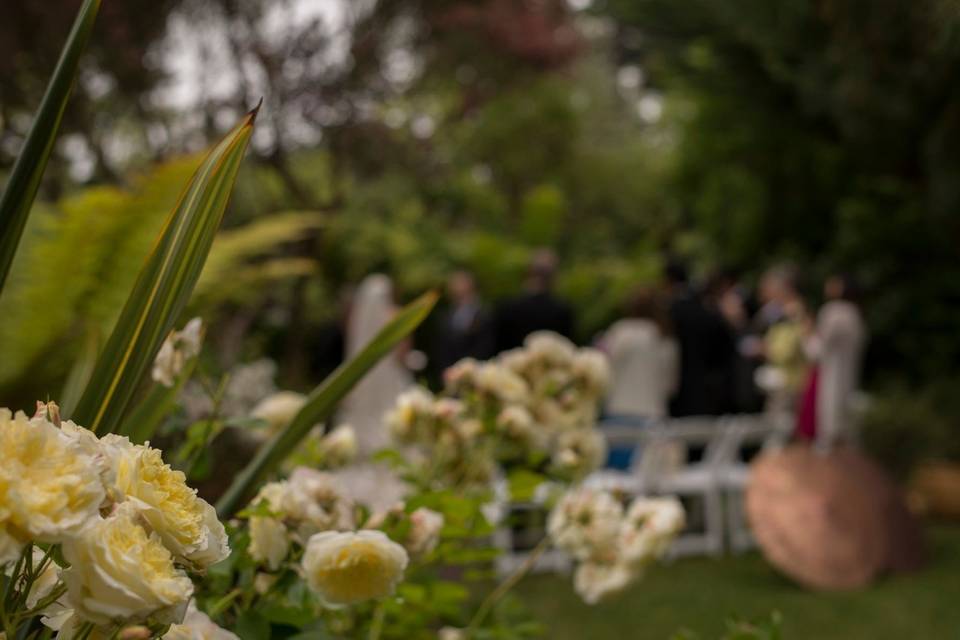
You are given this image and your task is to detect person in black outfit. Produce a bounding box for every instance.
[494,249,575,352]
[432,270,496,372]
[664,261,737,417]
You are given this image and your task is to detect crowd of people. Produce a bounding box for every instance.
[330,249,866,457]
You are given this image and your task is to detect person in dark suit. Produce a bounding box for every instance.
[494,249,575,352]
[665,261,736,417]
[432,270,496,372]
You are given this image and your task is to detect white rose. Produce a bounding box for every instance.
[573,561,637,605]
[406,508,444,557]
[385,388,434,442]
[251,391,307,434]
[164,600,238,640]
[619,497,685,564]
[318,425,357,468]
[438,628,467,640]
[60,504,193,625]
[496,406,536,443]
[474,363,529,404]
[552,429,607,478]
[285,468,355,535]
[497,348,532,375]
[572,349,611,395]
[547,488,623,561]
[0,410,105,546]
[524,331,576,366]
[301,530,408,606]
[152,318,204,387]
[248,516,289,570]
[442,358,479,390]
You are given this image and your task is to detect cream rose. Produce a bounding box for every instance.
[619,497,685,564]
[60,503,193,625]
[547,488,623,562]
[285,468,355,536]
[248,516,289,570]
[301,530,408,606]
[0,409,105,546]
[318,425,357,468]
[551,429,607,479]
[100,435,228,568]
[524,331,576,366]
[251,391,307,434]
[572,561,636,605]
[164,600,239,640]
[385,388,434,442]
[406,507,444,557]
[571,349,611,395]
[152,318,204,387]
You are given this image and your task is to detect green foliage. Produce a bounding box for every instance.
[0,0,100,293]
[519,184,566,246]
[608,0,960,380]
[72,110,256,434]
[672,612,783,640]
[193,211,323,310]
[861,377,960,480]
[0,158,195,407]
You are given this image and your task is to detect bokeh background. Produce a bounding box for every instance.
[2,1,960,636]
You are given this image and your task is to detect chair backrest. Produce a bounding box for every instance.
[631,416,731,479]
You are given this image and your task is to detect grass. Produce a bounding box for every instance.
[514,524,960,639]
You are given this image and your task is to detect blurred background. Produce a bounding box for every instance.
[2,1,960,635]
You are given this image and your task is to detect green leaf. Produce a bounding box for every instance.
[216,290,438,517]
[235,610,270,640]
[0,0,101,294]
[58,328,100,418]
[71,109,257,434]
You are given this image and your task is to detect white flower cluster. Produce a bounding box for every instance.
[385,331,611,486]
[244,469,436,608]
[0,403,229,634]
[246,468,356,570]
[547,487,684,604]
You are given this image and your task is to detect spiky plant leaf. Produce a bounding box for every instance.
[72,109,257,434]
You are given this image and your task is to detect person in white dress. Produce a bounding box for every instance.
[334,274,414,510]
[811,275,867,451]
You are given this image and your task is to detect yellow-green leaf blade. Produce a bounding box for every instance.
[216,290,439,517]
[0,0,101,294]
[72,111,257,434]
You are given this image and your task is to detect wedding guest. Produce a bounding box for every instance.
[664,261,734,416]
[494,249,575,352]
[796,274,867,449]
[432,270,496,372]
[599,287,678,420]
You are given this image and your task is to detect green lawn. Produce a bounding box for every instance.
[515,525,960,639]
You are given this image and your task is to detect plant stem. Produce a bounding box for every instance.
[368,600,387,640]
[467,535,551,632]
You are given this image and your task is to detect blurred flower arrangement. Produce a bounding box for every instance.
[385,332,611,488]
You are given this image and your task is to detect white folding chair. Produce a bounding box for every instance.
[491,478,571,577]
[647,416,732,558]
[583,417,659,495]
[715,414,785,553]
